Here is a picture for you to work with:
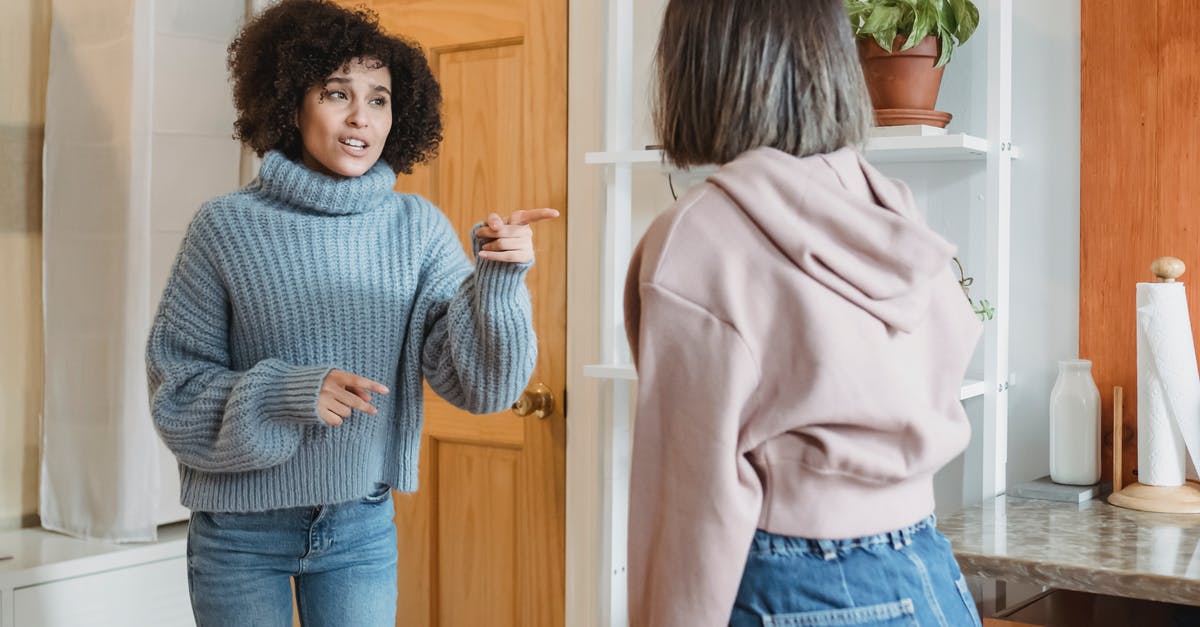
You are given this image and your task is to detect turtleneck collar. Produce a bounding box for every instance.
[254,151,396,216]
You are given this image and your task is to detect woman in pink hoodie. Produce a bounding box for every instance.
[623,1,985,626]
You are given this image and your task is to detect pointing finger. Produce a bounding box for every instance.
[508,208,559,226]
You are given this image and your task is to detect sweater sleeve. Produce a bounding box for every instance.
[415,208,537,414]
[145,215,333,473]
[625,283,763,627]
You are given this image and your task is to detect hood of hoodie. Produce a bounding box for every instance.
[707,146,955,333]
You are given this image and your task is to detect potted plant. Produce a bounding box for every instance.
[845,0,979,127]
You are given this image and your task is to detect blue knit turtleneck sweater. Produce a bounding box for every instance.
[146,151,536,513]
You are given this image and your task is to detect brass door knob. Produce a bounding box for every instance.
[512,383,554,419]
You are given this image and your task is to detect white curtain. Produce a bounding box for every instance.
[42,0,245,542]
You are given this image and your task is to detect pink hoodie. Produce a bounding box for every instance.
[623,146,982,626]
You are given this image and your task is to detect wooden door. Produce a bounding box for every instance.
[336,1,567,626]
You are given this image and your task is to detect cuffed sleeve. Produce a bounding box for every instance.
[255,362,336,425]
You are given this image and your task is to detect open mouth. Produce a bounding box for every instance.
[339,138,368,149]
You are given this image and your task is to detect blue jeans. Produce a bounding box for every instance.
[730,516,982,626]
[186,483,398,627]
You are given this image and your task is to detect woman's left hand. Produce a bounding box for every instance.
[474,208,560,264]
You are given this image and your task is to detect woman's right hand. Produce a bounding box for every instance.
[318,369,390,426]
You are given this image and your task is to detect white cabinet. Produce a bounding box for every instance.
[0,524,191,627]
[14,557,192,627]
[574,0,1016,623]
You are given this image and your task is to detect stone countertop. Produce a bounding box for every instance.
[940,495,1200,605]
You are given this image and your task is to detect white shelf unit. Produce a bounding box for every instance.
[584,364,988,401]
[582,1,1014,624]
[584,133,1004,167]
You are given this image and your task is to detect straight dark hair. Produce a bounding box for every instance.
[654,0,873,168]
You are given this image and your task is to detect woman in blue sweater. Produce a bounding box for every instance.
[144,1,555,625]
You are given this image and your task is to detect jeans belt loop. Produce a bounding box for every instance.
[818,539,838,561]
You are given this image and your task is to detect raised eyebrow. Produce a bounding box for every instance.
[321,78,389,96]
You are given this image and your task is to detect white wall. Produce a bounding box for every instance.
[566,0,1081,623]
[565,2,606,623]
[1006,0,1081,492]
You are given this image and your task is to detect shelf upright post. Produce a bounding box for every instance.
[983,0,1013,499]
[598,0,634,624]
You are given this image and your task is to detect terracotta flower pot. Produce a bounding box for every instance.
[857,35,950,127]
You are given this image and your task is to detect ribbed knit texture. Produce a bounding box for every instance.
[146,151,537,512]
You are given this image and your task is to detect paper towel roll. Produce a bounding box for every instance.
[1136,281,1200,486]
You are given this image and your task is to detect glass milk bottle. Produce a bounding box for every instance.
[1049,359,1102,485]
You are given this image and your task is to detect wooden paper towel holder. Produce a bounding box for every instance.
[1108,257,1200,513]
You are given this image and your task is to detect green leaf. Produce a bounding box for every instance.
[976,300,995,321]
[845,1,871,20]
[937,1,958,35]
[861,5,903,37]
[845,2,872,35]
[846,5,870,19]
[873,27,900,52]
[934,25,953,66]
[953,0,979,43]
[901,4,936,50]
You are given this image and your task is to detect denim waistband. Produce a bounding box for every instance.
[751,515,937,560]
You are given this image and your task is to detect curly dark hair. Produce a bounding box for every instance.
[227,0,442,174]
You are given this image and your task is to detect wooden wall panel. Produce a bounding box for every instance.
[1081,0,1200,486]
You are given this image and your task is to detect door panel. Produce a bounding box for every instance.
[433,43,523,253]
[437,441,519,626]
